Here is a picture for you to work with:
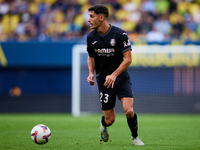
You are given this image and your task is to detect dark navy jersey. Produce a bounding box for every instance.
[87,25,132,81]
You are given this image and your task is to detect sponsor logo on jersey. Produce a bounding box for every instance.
[92,41,97,45]
[94,48,115,57]
[110,39,116,46]
[123,39,131,47]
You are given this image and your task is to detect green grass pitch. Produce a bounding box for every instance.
[0,113,199,150]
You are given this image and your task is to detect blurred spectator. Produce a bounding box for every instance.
[193,8,200,24]
[122,0,138,12]
[128,8,141,23]
[0,18,8,41]
[0,0,199,42]
[177,0,189,16]
[169,0,177,13]
[38,27,49,42]
[181,27,199,41]
[185,15,198,32]
[135,12,154,34]
[25,17,37,40]
[170,10,184,36]
[15,18,26,41]
[0,0,9,16]
[140,0,156,13]
[155,0,169,15]
[146,27,165,42]
[153,13,171,35]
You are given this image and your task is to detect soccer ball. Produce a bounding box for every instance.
[30,124,51,144]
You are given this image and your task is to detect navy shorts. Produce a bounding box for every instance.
[97,76,133,111]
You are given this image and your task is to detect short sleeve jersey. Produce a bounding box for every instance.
[87,25,132,81]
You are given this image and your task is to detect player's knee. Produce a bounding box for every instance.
[125,109,134,119]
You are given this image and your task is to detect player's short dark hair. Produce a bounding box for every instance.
[88,4,109,18]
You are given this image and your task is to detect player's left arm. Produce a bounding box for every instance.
[104,50,132,88]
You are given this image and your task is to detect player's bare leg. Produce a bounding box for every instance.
[100,108,115,142]
[120,97,145,145]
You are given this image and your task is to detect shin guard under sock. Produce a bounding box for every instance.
[127,113,138,138]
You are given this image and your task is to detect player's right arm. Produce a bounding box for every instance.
[87,56,95,86]
[86,32,95,86]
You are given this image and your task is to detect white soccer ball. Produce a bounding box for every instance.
[30,124,51,144]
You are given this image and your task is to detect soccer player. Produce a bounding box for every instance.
[86,4,144,145]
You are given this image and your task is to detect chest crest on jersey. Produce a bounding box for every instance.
[110,39,116,46]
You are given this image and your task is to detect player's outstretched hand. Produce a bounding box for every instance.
[104,74,116,88]
[87,74,95,86]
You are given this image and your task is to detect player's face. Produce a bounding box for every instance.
[88,11,101,29]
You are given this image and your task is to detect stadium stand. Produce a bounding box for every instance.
[0,0,200,42]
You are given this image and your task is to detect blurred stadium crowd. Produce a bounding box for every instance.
[0,0,200,42]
